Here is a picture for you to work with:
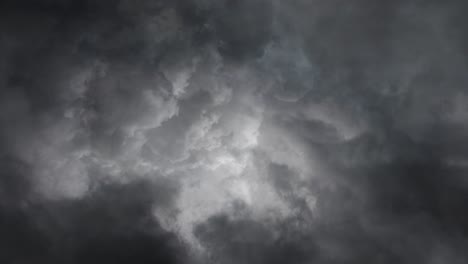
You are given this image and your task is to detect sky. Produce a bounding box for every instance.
[1,0,468,263]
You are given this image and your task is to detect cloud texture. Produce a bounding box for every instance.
[1,0,468,263]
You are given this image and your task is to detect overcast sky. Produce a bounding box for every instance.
[1,0,468,263]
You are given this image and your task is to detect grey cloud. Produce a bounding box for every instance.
[194,145,468,264]
[2,0,468,263]
[0,178,186,264]
[194,214,316,264]
[191,1,468,263]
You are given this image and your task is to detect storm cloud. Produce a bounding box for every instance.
[1,0,468,263]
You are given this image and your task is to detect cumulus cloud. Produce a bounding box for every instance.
[1,0,468,263]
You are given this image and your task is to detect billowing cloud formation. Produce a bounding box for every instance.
[1,0,468,263]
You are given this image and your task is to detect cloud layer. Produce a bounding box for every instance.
[1,0,468,263]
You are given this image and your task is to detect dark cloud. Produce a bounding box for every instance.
[194,214,316,264]
[2,0,468,263]
[211,0,273,61]
[191,1,468,262]
[0,178,186,264]
[195,143,468,263]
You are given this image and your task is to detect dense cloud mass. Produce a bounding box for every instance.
[1,0,468,263]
